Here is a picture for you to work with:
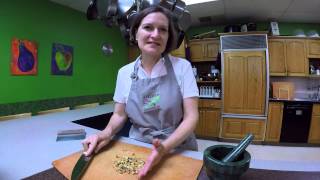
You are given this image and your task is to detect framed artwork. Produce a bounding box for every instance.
[11,38,38,75]
[51,43,73,76]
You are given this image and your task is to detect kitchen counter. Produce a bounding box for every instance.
[269,98,320,104]
[24,166,320,180]
[0,104,200,180]
[1,104,319,180]
[199,97,221,100]
[0,104,112,180]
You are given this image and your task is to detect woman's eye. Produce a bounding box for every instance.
[160,28,168,32]
[143,26,152,30]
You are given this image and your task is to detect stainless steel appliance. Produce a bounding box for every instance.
[280,102,312,143]
[220,34,269,130]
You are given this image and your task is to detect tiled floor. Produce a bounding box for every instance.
[197,139,320,171]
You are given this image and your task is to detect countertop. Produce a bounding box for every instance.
[269,98,320,104]
[0,105,111,180]
[0,104,200,180]
[1,104,319,180]
[24,166,320,180]
[199,97,319,103]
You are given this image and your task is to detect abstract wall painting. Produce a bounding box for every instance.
[51,43,73,76]
[11,38,38,75]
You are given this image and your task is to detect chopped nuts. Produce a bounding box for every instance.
[113,152,145,175]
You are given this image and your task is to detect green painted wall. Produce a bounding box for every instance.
[0,0,127,104]
[187,22,320,39]
[276,23,320,36]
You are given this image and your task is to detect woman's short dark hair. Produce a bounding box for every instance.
[129,5,177,55]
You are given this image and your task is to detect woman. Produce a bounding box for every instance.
[82,5,199,179]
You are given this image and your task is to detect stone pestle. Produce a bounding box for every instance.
[222,134,254,163]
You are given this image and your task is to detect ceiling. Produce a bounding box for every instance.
[49,0,320,27]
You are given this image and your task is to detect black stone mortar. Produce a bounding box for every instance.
[203,145,251,180]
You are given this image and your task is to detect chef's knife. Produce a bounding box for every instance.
[71,144,93,180]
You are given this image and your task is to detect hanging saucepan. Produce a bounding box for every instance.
[87,0,118,22]
[224,25,241,33]
[173,0,190,32]
[106,0,118,17]
[87,0,98,20]
[118,0,135,16]
[140,0,161,10]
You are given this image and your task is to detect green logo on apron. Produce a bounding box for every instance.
[143,94,160,112]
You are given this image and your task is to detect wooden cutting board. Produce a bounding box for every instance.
[52,140,203,180]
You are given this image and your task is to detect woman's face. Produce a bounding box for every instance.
[136,12,169,57]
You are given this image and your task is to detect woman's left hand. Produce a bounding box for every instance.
[138,139,167,179]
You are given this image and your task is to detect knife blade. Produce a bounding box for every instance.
[71,144,93,180]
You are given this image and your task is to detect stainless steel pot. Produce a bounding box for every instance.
[87,0,191,49]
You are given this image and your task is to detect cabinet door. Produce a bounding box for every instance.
[246,52,266,115]
[221,118,265,140]
[223,52,246,114]
[203,109,220,138]
[205,40,219,60]
[308,116,320,144]
[195,109,206,137]
[265,102,284,142]
[221,118,243,139]
[243,120,265,140]
[312,104,320,116]
[189,41,204,62]
[268,39,287,76]
[309,104,320,143]
[307,40,320,58]
[286,39,308,76]
[224,51,266,115]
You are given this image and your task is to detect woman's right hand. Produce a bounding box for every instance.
[82,133,111,156]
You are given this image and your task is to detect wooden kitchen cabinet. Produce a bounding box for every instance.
[189,38,219,62]
[308,104,320,144]
[265,102,284,142]
[307,39,320,58]
[286,39,308,76]
[268,39,287,76]
[221,118,265,141]
[171,39,186,58]
[268,38,308,76]
[223,51,266,115]
[195,99,221,138]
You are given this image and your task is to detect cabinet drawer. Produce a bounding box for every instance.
[201,99,221,108]
[312,104,320,116]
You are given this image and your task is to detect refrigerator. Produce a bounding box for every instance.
[220,34,269,139]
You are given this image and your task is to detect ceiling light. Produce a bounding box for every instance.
[184,0,219,5]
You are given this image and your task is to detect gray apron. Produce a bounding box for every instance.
[125,55,198,151]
